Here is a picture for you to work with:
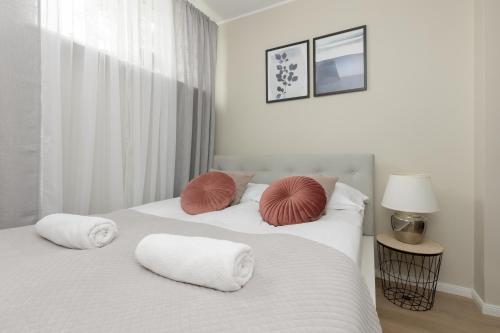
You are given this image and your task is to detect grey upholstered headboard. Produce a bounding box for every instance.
[213,154,375,236]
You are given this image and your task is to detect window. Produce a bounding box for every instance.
[40,0,175,75]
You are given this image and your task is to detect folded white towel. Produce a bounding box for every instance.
[35,214,117,249]
[135,234,255,292]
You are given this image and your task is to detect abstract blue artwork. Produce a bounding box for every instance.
[314,26,367,96]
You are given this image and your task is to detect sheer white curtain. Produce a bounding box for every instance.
[40,0,178,216]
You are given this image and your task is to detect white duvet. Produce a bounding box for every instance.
[133,197,364,263]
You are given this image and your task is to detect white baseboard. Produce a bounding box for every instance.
[375,269,500,317]
[436,282,500,317]
[471,289,500,317]
[436,281,472,298]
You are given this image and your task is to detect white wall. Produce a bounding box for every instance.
[215,0,475,288]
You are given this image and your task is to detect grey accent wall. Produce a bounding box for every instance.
[0,1,40,229]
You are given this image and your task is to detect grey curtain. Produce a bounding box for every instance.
[173,0,218,195]
[0,1,40,229]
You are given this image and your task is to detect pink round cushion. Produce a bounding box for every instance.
[260,176,327,226]
[181,172,236,215]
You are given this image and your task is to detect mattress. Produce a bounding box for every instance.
[133,197,364,263]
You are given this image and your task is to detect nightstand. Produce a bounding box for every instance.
[377,233,444,311]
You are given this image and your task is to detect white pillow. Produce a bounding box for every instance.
[327,182,369,211]
[240,183,269,203]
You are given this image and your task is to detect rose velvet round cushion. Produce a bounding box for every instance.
[181,172,236,215]
[259,176,327,226]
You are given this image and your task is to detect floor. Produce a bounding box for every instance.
[376,279,500,333]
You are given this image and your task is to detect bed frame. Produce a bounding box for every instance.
[213,154,376,303]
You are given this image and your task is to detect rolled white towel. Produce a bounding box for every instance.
[35,214,117,249]
[135,234,255,292]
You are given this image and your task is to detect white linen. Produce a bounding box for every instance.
[133,198,363,263]
[35,214,117,249]
[135,233,254,292]
[328,182,369,211]
[240,183,269,203]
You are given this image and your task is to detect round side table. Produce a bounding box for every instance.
[377,233,444,311]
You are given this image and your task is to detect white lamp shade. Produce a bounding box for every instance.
[381,174,439,213]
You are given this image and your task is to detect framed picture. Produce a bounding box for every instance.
[313,25,367,96]
[266,40,309,103]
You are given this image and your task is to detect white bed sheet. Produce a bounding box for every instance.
[132,198,364,263]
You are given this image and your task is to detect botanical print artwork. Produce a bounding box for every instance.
[314,26,367,96]
[274,52,299,99]
[266,40,309,103]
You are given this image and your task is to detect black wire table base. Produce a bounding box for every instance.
[377,242,442,311]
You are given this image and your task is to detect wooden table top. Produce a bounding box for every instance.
[377,233,444,255]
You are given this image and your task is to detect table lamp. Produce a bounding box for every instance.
[381,174,439,244]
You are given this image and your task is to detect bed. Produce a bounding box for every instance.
[134,197,364,263]
[212,154,377,300]
[0,154,380,333]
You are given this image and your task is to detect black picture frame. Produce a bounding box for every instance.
[313,25,367,97]
[266,40,310,103]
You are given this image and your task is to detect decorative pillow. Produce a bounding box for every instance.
[259,176,327,226]
[307,175,338,213]
[308,175,338,201]
[181,172,236,215]
[210,169,255,205]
